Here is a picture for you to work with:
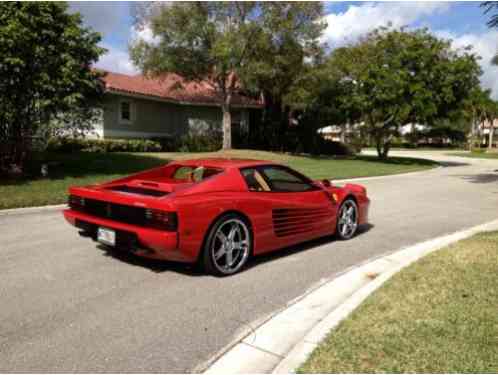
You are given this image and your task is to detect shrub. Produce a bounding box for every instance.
[46,137,162,153]
[177,134,222,152]
[150,137,179,152]
[46,135,224,153]
[46,137,88,152]
[472,147,487,154]
[314,138,355,156]
[346,133,364,154]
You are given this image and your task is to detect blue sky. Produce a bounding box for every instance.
[69,1,498,97]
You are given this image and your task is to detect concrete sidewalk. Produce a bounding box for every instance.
[204,219,498,374]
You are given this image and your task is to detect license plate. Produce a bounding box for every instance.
[97,227,116,246]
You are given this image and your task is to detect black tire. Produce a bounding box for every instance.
[335,198,359,240]
[202,213,253,276]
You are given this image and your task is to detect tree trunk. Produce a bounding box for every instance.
[469,115,477,151]
[222,104,232,150]
[380,142,390,159]
[279,104,290,152]
[340,125,346,143]
[375,140,390,159]
[489,123,495,150]
[374,129,391,159]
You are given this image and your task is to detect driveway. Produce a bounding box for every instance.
[1,151,497,372]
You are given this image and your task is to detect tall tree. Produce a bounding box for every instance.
[130,2,326,150]
[487,102,498,149]
[464,87,492,150]
[481,1,498,64]
[241,2,326,149]
[284,59,363,153]
[467,87,498,149]
[0,2,104,175]
[325,27,482,158]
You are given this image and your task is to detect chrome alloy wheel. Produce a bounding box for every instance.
[337,200,358,239]
[211,218,250,274]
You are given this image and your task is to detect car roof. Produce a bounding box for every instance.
[173,158,279,169]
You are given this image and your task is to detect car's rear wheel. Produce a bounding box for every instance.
[336,198,359,240]
[202,213,252,276]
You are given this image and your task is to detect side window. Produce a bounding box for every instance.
[172,166,194,180]
[172,166,222,182]
[119,100,133,124]
[241,168,271,192]
[260,166,315,192]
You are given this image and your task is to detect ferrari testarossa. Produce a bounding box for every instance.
[64,158,370,275]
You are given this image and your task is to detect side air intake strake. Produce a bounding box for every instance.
[272,207,330,237]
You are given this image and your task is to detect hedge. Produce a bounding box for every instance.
[46,138,162,153]
[46,134,222,153]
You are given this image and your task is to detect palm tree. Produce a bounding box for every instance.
[483,100,498,149]
[481,2,498,64]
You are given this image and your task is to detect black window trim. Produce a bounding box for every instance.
[239,164,320,193]
[119,100,133,124]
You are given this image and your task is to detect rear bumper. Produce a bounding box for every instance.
[63,209,194,263]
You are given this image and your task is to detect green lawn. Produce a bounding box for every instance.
[448,151,498,159]
[299,231,498,373]
[0,149,436,210]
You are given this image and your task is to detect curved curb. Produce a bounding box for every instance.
[0,168,439,217]
[203,219,498,374]
[332,165,441,184]
[0,204,66,216]
[0,154,444,216]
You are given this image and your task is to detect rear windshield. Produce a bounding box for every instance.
[172,166,222,183]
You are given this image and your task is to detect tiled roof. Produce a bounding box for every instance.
[101,71,262,108]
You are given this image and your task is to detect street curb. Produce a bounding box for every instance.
[0,167,439,217]
[0,204,66,216]
[203,219,498,374]
[332,165,441,183]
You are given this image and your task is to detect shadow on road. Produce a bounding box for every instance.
[456,172,498,184]
[438,161,470,168]
[93,223,374,276]
[248,223,374,272]
[96,244,201,275]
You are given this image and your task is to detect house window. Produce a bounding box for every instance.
[119,100,133,124]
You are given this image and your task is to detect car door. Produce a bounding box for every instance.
[240,165,336,252]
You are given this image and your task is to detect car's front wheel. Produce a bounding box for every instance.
[336,198,359,240]
[202,213,252,276]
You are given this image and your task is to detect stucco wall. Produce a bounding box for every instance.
[101,93,249,139]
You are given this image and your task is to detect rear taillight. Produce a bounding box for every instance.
[68,195,85,210]
[145,209,178,231]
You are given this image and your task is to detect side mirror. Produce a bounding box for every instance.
[321,179,332,187]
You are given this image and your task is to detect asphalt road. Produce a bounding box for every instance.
[1,151,498,372]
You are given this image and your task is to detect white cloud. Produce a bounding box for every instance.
[131,24,161,46]
[69,2,139,75]
[83,0,498,93]
[322,2,498,99]
[437,30,498,99]
[322,2,451,47]
[94,43,139,75]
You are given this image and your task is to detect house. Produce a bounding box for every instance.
[318,119,498,149]
[318,124,363,142]
[474,119,498,149]
[90,71,263,140]
[317,125,343,142]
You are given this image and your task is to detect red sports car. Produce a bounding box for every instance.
[63,158,370,275]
